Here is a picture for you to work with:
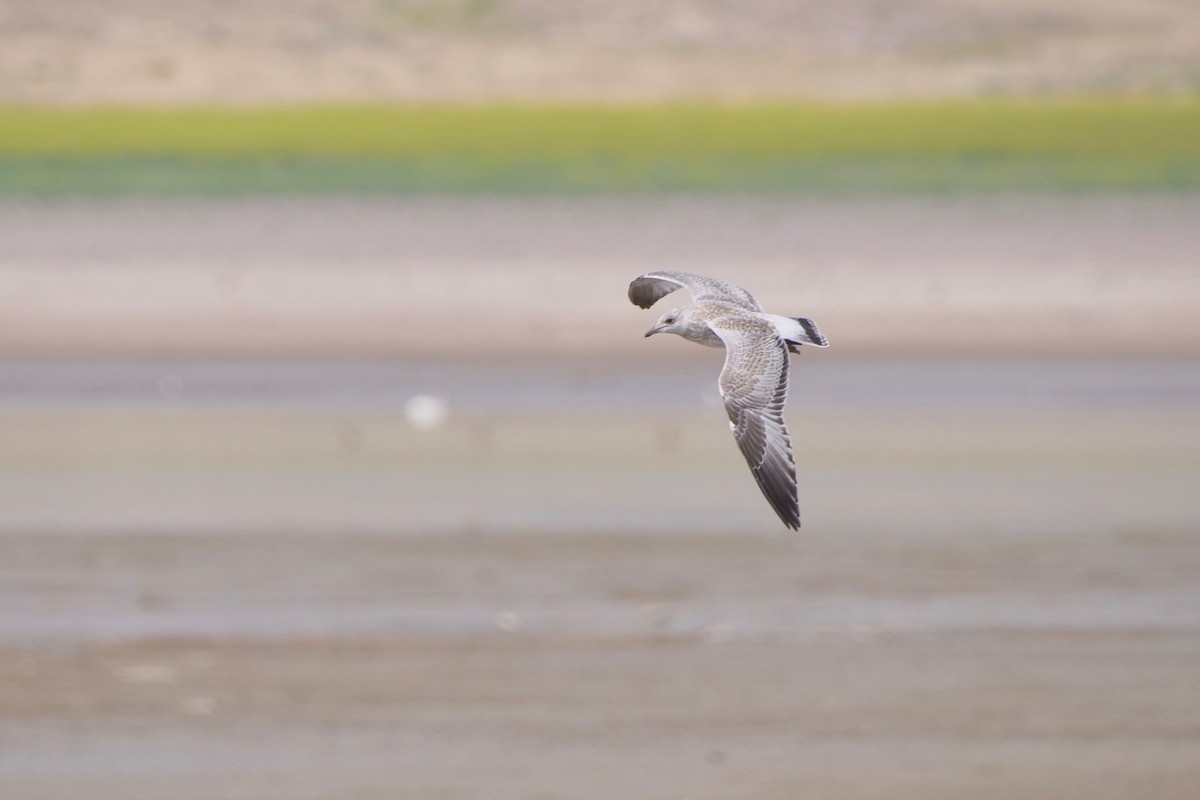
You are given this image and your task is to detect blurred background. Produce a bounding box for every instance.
[1,1,1199,798]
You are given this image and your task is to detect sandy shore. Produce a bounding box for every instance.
[3,525,1198,799]
[2,193,1198,359]
[2,189,1198,796]
[2,395,1198,797]
[1,405,1197,535]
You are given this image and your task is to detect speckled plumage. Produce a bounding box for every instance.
[630,271,828,530]
[628,270,763,312]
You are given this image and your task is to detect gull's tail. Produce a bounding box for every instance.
[766,315,829,352]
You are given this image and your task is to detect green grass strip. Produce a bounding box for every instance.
[1,101,1197,193]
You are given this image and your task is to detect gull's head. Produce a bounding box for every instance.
[645,308,684,338]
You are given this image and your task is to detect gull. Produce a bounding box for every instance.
[629,271,828,530]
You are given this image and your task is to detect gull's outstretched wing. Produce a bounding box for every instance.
[628,271,762,312]
[708,313,800,530]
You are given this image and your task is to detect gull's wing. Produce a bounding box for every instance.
[709,313,800,530]
[628,271,762,312]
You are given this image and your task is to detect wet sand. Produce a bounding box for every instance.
[2,528,1199,800]
[2,194,1198,359]
[2,399,1198,798]
[1,192,1198,796]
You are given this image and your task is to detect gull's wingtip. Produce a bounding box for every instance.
[627,274,658,309]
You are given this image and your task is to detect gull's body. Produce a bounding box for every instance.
[629,271,828,530]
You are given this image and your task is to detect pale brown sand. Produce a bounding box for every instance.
[2,527,1198,799]
[2,191,1198,797]
[1,408,1197,535]
[1,194,1198,360]
[1,403,1198,797]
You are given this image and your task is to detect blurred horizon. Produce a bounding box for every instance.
[3,0,1198,104]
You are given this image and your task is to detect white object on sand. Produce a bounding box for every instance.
[405,394,450,431]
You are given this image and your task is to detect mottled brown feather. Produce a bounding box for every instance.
[628,271,762,311]
[707,311,800,530]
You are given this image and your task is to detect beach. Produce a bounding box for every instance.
[1,193,1198,797]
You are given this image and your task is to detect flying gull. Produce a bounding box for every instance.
[629,271,828,530]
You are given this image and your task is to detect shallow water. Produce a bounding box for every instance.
[3,359,1198,413]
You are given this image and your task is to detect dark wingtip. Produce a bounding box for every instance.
[770,483,802,531]
[793,317,829,348]
[757,471,801,531]
[628,279,656,309]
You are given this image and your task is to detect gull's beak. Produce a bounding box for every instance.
[644,325,664,338]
